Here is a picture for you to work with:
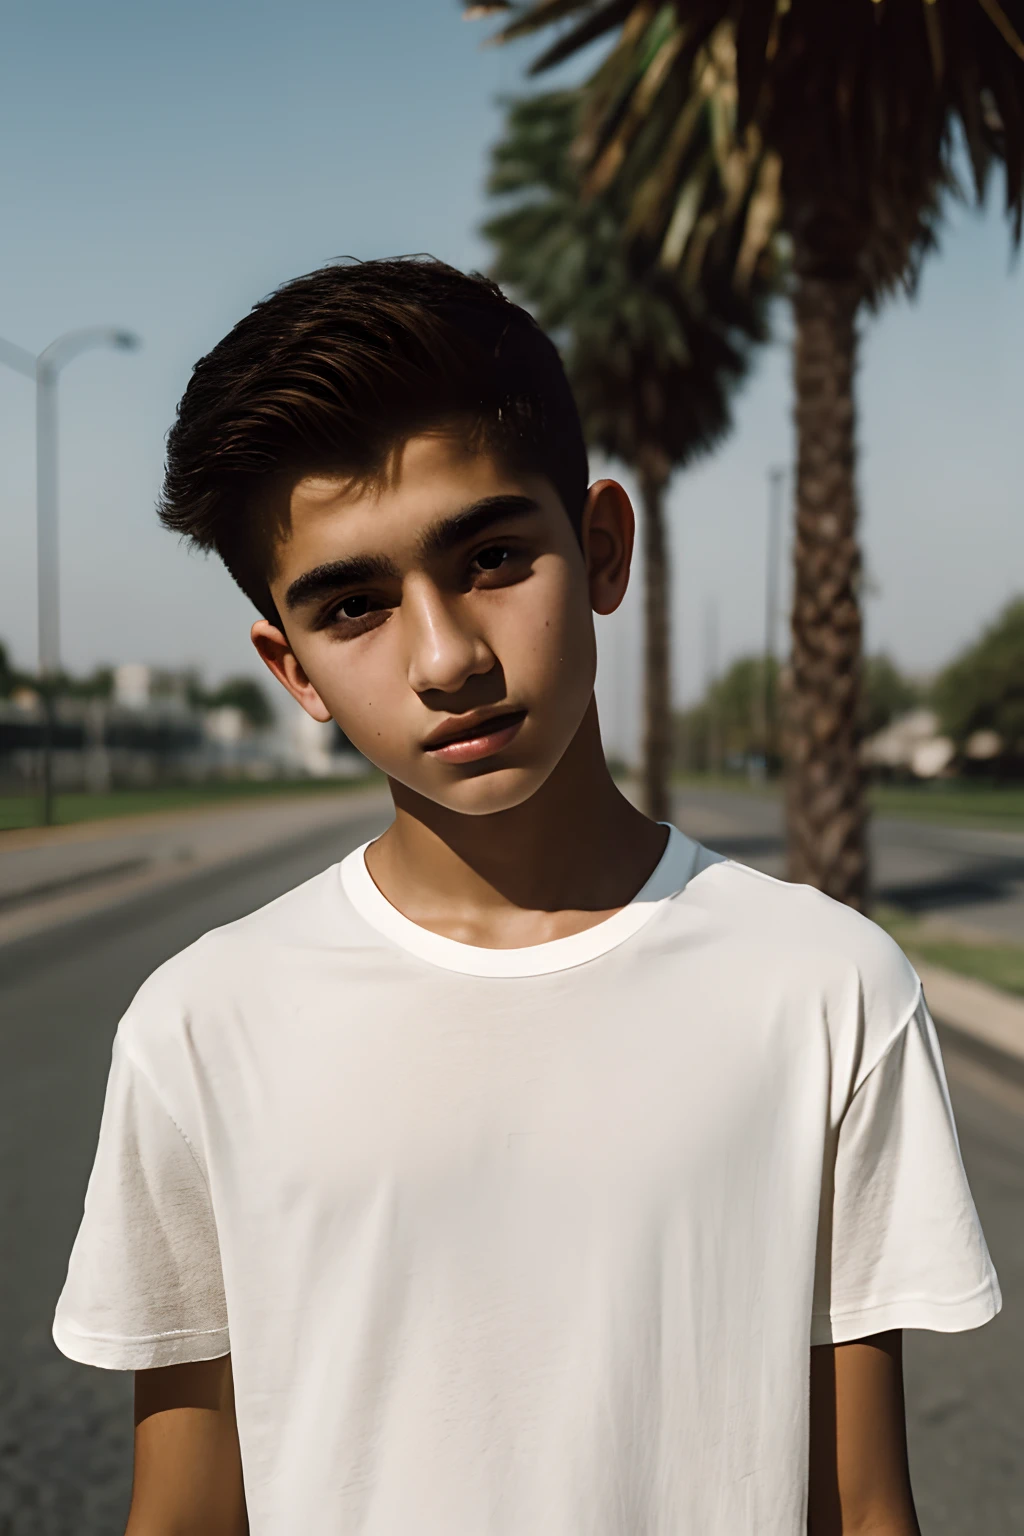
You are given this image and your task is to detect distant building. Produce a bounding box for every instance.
[0,665,368,793]
[861,708,956,779]
[113,663,153,710]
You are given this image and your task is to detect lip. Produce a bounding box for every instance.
[422,708,527,765]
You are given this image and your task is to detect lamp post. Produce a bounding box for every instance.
[0,327,140,824]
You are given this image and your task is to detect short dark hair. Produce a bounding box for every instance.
[158,257,589,622]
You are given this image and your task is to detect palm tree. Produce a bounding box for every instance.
[467,0,1024,910]
[484,89,771,819]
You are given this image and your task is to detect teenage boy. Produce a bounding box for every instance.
[54,258,998,1536]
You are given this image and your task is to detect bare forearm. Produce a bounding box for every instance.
[127,1357,247,1536]
[127,1514,246,1536]
[125,1456,248,1529]
[808,1333,921,1536]
[808,1518,920,1536]
[808,1521,919,1536]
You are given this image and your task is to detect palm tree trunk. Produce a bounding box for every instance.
[639,455,672,824]
[786,272,868,910]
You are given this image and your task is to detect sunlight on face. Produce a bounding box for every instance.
[259,434,600,816]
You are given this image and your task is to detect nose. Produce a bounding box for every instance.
[403,577,495,696]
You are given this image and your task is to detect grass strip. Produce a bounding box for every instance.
[0,774,378,832]
[871,784,1024,831]
[874,905,1024,1000]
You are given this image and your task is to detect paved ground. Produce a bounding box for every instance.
[1,793,1021,1532]
[0,784,390,949]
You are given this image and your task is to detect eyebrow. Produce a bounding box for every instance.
[284,554,400,612]
[283,495,542,612]
[417,494,541,559]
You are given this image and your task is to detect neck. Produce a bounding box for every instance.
[367,700,667,944]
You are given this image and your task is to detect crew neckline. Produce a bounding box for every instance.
[339,824,697,977]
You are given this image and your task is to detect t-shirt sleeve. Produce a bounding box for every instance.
[811,988,1001,1346]
[53,1033,229,1370]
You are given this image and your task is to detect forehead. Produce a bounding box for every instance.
[274,433,554,572]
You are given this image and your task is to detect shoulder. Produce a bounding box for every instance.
[680,852,922,1070]
[696,856,915,983]
[117,861,348,1060]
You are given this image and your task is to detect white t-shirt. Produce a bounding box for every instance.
[54,826,999,1535]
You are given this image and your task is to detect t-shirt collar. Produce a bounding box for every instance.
[339,824,697,978]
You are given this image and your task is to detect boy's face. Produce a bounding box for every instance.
[252,433,633,817]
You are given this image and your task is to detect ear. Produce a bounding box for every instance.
[251,620,333,724]
[580,479,634,617]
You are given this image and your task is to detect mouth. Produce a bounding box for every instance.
[422,708,527,765]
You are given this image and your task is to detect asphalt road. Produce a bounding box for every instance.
[1,800,1021,1534]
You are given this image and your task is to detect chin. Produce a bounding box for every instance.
[414,762,557,818]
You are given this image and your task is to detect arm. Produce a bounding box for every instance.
[126,1355,247,1536]
[808,1331,920,1536]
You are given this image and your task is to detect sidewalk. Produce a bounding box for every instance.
[0,786,392,949]
[918,961,1024,1073]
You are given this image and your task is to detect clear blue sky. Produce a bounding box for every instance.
[1,0,1021,753]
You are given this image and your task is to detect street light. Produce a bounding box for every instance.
[0,327,140,824]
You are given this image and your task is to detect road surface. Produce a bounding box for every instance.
[1,796,1020,1532]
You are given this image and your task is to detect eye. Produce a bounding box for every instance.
[474,545,509,572]
[337,594,371,619]
[318,589,389,638]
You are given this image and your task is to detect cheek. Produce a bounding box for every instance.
[502,563,596,692]
[297,637,406,756]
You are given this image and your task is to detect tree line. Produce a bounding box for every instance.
[677,597,1024,775]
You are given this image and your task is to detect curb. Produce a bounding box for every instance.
[934,1019,1024,1095]
[916,960,1024,1068]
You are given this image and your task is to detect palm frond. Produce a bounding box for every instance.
[572,5,678,171]
[526,0,636,73]
[586,21,688,191]
[732,0,777,127]
[467,0,1024,297]
[489,0,623,44]
[975,0,1024,61]
[482,87,775,472]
